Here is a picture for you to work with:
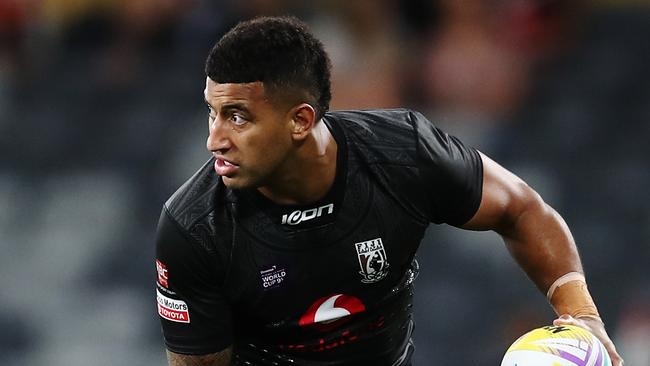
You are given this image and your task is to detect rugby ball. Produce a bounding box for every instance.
[501,325,612,366]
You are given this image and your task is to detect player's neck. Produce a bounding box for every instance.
[257,121,337,205]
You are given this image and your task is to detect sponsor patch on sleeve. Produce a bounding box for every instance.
[156,259,169,288]
[157,289,190,323]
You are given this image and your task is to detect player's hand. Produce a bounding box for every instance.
[553,314,624,366]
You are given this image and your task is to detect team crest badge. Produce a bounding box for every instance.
[355,238,390,283]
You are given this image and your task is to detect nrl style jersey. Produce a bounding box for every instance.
[155,109,483,366]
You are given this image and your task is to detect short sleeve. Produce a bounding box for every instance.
[155,207,233,354]
[410,111,484,226]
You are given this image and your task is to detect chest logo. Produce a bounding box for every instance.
[299,294,365,331]
[355,238,390,283]
[281,203,334,225]
[260,266,286,290]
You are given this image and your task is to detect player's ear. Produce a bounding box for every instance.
[288,103,316,141]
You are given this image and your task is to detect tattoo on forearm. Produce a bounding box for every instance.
[166,348,232,366]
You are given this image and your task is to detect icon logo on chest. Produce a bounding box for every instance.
[281,203,334,225]
[355,238,390,283]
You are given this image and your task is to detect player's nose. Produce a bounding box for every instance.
[206,117,232,152]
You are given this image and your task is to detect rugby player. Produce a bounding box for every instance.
[154,16,623,366]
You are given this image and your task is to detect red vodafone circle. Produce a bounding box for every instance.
[299,294,365,328]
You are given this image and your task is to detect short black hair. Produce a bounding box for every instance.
[205,16,332,120]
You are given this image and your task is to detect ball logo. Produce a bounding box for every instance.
[299,294,365,330]
[281,203,334,225]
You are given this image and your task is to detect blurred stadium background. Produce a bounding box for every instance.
[1,0,648,365]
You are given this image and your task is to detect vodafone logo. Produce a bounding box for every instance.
[299,294,365,329]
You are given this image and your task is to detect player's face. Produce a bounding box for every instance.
[204,78,295,190]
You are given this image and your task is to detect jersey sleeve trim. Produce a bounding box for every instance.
[164,336,232,356]
[448,146,483,226]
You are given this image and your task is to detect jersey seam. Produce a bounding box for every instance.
[363,161,418,168]
[367,110,428,226]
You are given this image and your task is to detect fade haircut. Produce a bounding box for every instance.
[205,16,332,120]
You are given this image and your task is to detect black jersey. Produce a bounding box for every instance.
[155,109,483,366]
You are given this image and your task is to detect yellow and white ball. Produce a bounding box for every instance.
[501,325,612,366]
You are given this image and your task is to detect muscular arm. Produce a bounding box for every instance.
[462,152,623,365]
[461,152,581,291]
[166,347,232,366]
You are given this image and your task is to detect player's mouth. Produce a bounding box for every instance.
[214,158,239,176]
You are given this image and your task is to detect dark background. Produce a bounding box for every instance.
[1,0,648,365]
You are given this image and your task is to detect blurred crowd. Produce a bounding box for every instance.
[1,1,648,365]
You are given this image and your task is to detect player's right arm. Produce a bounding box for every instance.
[155,206,234,364]
[166,348,233,366]
[460,152,623,365]
[408,111,622,365]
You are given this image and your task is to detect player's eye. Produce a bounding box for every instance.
[230,114,248,126]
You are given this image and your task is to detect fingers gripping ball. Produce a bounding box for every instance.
[501,325,612,366]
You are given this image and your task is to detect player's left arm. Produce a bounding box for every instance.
[461,152,624,366]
